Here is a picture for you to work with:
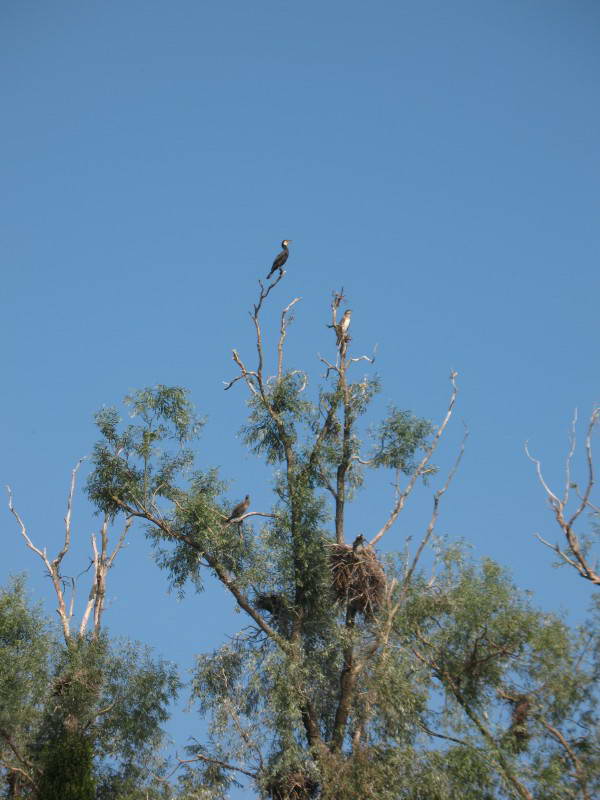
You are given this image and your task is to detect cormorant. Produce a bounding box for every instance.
[352,533,366,552]
[336,309,352,345]
[227,494,250,522]
[266,240,291,279]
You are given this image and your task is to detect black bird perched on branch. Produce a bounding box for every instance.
[352,534,366,552]
[266,240,291,279]
[227,495,250,522]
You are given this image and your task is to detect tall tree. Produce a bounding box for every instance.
[86,277,600,799]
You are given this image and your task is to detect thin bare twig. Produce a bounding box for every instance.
[7,486,71,641]
[370,371,459,547]
[224,510,277,526]
[277,297,301,380]
[540,719,590,798]
[159,752,257,783]
[53,459,85,570]
[7,464,131,643]
[397,426,468,602]
[526,407,600,586]
[224,350,258,393]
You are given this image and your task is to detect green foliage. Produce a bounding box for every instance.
[0,576,179,799]
[0,577,52,732]
[87,385,203,518]
[79,297,600,799]
[370,407,434,472]
[243,374,311,463]
[36,730,96,800]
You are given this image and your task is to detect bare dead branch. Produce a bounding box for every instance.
[185,752,257,779]
[318,354,340,379]
[108,515,132,568]
[249,273,289,392]
[0,729,37,773]
[158,752,257,783]
[79,536,98,638]
[416,721,472,748]
[7,485,72,642]
[533,533,582,571]
[224,510,277,526]
[6,487,48,562]
[224,350,259,393]
[524,443,561,506]
[567,407,598,528]
[277,297,301,380]
[563,410,579,507]
[8,465,131,643]
[349,344,377,366]
[370,371,459,547]
[0,761,37,791]
[526,407,600,586]
[53,458,85,571]
[397,426,468,602]
[539,718,591,800]
[254,269,287,316]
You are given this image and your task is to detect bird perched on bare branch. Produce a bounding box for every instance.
[266,240,291,279]
[352,533,366,552]
[227,494,250,522]
[336,309,352,345]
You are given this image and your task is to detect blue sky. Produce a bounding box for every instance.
[2,0,599,791]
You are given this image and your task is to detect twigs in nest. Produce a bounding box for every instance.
[265,770,318,800]
[329,543,386,618]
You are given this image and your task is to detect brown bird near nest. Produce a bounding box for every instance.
[227,494,250,522]
[352,533,366,552]
[336,309,352,345]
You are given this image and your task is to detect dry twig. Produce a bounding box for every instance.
[370,371,459,547]
[526,407,600,586]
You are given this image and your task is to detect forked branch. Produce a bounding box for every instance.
[370,371,459,547]
[277,297,301,380]
[526,407,600,586]
[398,425,468,602]
[6,462,132,643]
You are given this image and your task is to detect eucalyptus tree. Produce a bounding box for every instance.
[4,470,179,797]
[85,277,598,799]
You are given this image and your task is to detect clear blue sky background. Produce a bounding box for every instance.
[2,0,599,793]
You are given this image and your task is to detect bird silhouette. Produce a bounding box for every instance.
[227,494,250,522]
[266,240,291,279]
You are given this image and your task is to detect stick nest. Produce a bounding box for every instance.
[265,771,318,800]
[329,543,386,618]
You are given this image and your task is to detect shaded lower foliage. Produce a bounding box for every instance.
[36,730,95,800]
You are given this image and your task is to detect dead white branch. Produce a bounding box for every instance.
[7,463,132,643]
[370,371,459,547]
[277,297,301,380]
[398,426,468,601]
[526,406,600,586]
